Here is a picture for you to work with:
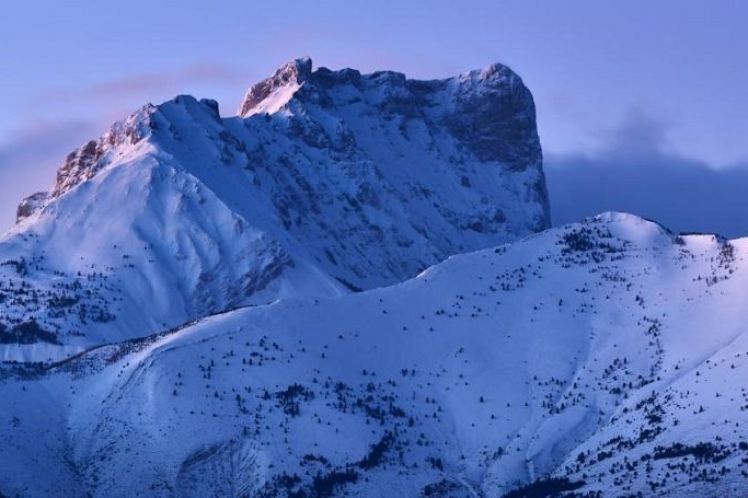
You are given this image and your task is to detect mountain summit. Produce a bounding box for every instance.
[1,59,549,359]
[238,57,313,116]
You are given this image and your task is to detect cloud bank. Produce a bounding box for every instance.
[545,112,748,239]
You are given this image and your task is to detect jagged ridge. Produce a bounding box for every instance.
[1,58,550,358]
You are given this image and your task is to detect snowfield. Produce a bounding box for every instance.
[2,213,748,497]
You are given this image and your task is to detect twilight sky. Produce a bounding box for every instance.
[1,0,746,235]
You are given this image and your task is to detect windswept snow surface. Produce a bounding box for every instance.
[2,213,748,497]
[0,58,549,360]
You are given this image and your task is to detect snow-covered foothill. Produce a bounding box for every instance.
[1,214,747,497]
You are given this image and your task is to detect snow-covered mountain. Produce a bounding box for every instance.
[2,213,747,497]
[0,58,549,361]
[2,57,744,497]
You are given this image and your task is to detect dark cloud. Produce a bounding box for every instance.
[545,111,748,238]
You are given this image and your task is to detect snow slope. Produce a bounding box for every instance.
[2,213,747,497]
[0,58,549,360]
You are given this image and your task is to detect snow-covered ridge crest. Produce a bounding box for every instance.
[238,57,544,173]
[53,103,157,198]
[238,56,312,117]
[3,213,748,497]
[15,104,158,223]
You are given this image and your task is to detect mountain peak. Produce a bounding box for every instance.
[49,103,157,199]
[237,57,313,117]
[478,61,512,78]
[4,57,550,357]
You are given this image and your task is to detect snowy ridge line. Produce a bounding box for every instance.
[3,213,748,496]
[46,302,262,373]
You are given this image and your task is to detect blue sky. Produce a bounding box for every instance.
[1,0,746,235]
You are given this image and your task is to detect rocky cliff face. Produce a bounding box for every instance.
[51,104,154,197]
[3,58,550,356]
[15,192,48,223]
[238,57,313,117]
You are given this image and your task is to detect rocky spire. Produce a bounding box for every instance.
[237,57,312,117]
